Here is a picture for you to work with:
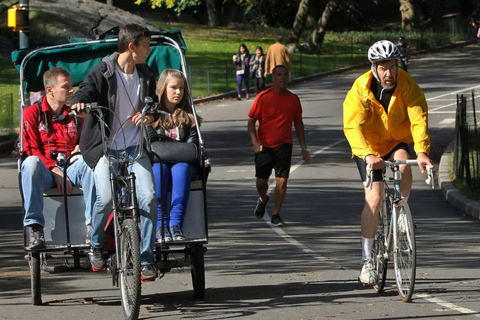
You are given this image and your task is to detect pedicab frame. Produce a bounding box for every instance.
[12,29,209,311]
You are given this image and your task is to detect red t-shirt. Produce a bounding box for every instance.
[248,88,303,148]
[22,97,80,169]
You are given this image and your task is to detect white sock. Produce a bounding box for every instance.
[401,195,409,203]
[361,236,374,261]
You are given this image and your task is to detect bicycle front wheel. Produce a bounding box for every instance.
[119,219,141,320]
[393,201,416,302]
[373,231,387,293]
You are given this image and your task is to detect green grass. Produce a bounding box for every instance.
[0,57,19,131]
[0,21,473,129]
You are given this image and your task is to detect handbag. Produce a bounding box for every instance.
[149,139,198,164]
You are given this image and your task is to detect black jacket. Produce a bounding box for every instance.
[70,53,158,168]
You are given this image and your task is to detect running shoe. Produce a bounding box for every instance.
[156,226,172,243]
[141,264,158,282]
[359,258,377,285]
[28,229,46,250]
[89,247,106,271]
[271,214,286,227]
[254,195,269,219]
[170,225,185,241]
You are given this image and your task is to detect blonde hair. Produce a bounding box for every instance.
[152,68,201,130]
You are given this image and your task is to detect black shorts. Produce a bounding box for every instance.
[355,143,411,182]
[255,143,293,179]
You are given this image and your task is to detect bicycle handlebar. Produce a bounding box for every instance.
[363,160,435,189]
[70,96,165,163]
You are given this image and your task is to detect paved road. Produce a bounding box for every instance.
[1,45,480,320]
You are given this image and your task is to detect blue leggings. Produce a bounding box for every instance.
[153,162,197,228]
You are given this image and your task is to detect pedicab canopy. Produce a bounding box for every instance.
[11,29,187,93]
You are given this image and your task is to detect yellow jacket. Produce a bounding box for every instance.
[343,69,430,159]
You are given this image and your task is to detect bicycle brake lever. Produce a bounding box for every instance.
[363,164,373,189]
[425,165,434,189]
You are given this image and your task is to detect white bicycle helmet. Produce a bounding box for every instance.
[368,40,400,63]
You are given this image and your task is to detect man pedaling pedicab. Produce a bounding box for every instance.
[70,23,160,281]
[21,67,95,250]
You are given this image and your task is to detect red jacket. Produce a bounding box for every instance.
[22,96,80,169]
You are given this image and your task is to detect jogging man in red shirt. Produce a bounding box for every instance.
[248,65,310,226]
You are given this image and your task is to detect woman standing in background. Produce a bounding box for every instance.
[233,44,251,100]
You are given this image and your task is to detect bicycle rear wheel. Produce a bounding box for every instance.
[393,201,416,302]
[119,219,141,320]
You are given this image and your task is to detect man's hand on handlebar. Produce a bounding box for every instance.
[365,154,384,170]
[129,112,154,126]
[416,152,434,173]
[70,103,89,118]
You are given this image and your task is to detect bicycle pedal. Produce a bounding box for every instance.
[141,276,156,282]
[91,266,107,272]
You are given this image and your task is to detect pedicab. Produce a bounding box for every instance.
[12,28,209,319]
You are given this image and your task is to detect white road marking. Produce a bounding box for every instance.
[438,119,455,125]
[430,111,456,114]
[262,139,345,262]
[416,293,480,317]
[427,84,480,101]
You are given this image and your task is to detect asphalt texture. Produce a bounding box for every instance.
[1,45,480,320]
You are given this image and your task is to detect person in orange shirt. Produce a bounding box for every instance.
[248,65,310,226]
[264,35,292,77]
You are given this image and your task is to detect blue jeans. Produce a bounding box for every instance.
[21,155,95,228]
[236,73,250,96]
[153,162,197,228]
[91,147,157,265]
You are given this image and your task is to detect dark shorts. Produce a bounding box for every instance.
[355,143,411,182]
[255,143,293,179]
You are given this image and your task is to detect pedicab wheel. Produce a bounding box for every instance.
[29,251,42,305]
[189,244,205,299]
[119,219,141,320]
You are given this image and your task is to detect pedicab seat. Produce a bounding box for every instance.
[25,187,88,249]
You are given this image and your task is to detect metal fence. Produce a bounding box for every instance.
[0,93,15,132]
[454,91,480,196]
[185,41,366,97]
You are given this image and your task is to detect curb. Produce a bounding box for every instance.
[438,142,480,219]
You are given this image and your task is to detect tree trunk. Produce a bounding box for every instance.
[287,0,313,46]
[206,0,221,27]
[107,0,114,6]
[399,0,420,30]
[308,0,338,54]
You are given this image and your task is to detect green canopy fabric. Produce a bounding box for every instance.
[11,29,187,93]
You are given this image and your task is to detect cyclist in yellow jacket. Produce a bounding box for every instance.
[343,40,434,285]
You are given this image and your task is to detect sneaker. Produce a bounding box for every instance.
[254,195,269,219]
[271,214,286,227]
[89,247,106,271]
[359,259,378,285]
[170,225,185,241]
[28,229,46,250]
[156,226,172,243]
[86,224,93,244]
[141,264,158,282]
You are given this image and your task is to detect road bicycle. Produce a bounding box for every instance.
[364,159,434,302]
